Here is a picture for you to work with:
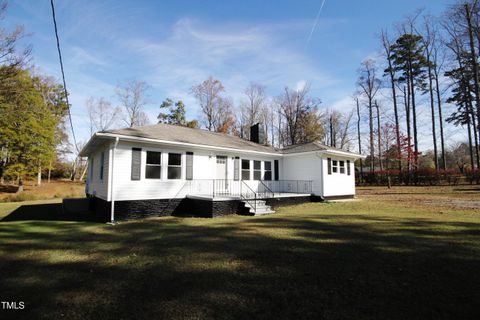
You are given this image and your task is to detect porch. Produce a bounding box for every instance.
[184,179,313,199]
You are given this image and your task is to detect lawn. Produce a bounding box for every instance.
[0,186,479,320]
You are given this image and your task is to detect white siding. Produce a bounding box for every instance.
[109,141,282,201]
[282,153,323,196]
[321,156,355,197]
[86,144,110,200]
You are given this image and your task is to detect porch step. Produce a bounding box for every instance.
[241,200,275,216]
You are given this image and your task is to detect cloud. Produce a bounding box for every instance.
[118,18,339,110]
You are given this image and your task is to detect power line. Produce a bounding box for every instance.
[50,0,79,153]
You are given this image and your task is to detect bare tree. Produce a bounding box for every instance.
[191,76,225,131]
[240,82,267,139]
[116,80,150,128]
[276,84,321,145]
[86,97,122,135]
[0,1,31,77]
[357,59,381,171]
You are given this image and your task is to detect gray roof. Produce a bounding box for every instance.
[279,141,357,155]
[102,123,278,153]
[82,123,362,158]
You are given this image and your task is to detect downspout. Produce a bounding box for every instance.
[109,137,120,224]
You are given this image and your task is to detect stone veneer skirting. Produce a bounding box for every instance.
[88,195,322,221]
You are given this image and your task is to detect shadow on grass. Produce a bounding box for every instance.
[1,203,102,223]
[0,211,479,320]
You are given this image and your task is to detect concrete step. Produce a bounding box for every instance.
[253,209,275,216]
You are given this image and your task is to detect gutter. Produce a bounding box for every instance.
[108,137,120,225]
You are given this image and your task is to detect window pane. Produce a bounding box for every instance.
[168,153,181,166]
[254,160,261,170]
[147,151,161,164]
[168,167,181,179]
[254,170,261,180]
[340,161,345,167]
[332,167,338,173]
[242,159,250,169]
[264,171,272,180]
[340,167,345,174]
[242,170,250,180]
[264,161,271,170]
[332,160,338,166]
[146,166,161,179]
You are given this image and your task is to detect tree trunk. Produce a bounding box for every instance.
[426,54,439,171]
[409,71,419,172]
[465,3,480,158]
[386,54,402,171]
[37,164,42,186]
[466,107,475,174]
[79,162,88,181]
[356,98,363,181]
[404,85,412,184]
[48,160,52,183]
[369,98,375,172]
[375,100,383,171]
[434,68,447,170]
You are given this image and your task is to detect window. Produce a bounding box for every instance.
[327,158,331,175]
[146,151,161,179]
[347,160,351,175]
[264,161,272,180]
[241,159,250,180]
[332,160,338,173]
[253,160,261,180]
[168,153,182,179]
[339,160,345,174]
[100,152,104,180]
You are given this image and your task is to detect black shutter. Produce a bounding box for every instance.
[347,160,351,175]
[186,152,193,180]
[274,160,279,181]
[234,157,240,181]
[131,148,142,180]
[327,158,332,175]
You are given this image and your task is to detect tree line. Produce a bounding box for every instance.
[354,0,480,184]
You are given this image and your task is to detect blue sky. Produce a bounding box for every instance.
[6,0,452,147]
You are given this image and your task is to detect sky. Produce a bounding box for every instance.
[5,0,459,150]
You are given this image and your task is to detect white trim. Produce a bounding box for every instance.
[81,132,365,159]
[95,133,280,156]
[110,137,119,223]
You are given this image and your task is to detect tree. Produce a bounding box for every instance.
[389,33,429,170]
[0,1,31,82]
[382,29,402,172]
[0,68,66,186]
[239,82,267,139]
[158,98,187,126]
[357,59,381,171]
[116,80,150,128]
[276,84,322,145]
[191,76,225,131]
[86,97,121,135]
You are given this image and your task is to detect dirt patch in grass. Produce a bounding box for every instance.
[0,180,85,202]
[358,185,480,211]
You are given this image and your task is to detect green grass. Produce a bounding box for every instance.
[0,197,479,320]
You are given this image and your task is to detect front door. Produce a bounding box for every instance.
[216,156,228,193]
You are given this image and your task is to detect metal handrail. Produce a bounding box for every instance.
[259,180,274,198]
[240,180,257,212]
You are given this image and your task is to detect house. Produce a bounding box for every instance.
[79,123,365,221]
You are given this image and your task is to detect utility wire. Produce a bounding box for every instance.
[50,0,79,153]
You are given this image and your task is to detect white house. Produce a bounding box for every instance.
[79,123,365,221]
